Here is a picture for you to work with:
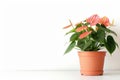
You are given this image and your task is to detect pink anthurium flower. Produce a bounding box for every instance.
[79,31,92,39]
[63,24,72,29]
[86,14,100,26]
[99,16,110,27]
[63,19,73,29]
[76,26,88,32]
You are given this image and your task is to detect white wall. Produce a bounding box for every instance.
[1,0,120,71]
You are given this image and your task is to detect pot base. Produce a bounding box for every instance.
[80,70,103,76]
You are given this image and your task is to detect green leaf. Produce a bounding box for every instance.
[101,24,117,36]
[96,24,117,36]
[64,41,76,54]
[84,22,90,26]
[77,38,93,51]
[105,35,116,54]
[76,23,82,28]
[106,28,117,36]
[83,40,93,50]
[65,28,75,35]
[77,39,85,50]
[92,29,105,42]
[70,33,79,41]
[87,41,100,51]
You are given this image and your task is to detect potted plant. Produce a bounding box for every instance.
[63,14,118,76]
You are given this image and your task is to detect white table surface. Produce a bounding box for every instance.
[0,70,120,80]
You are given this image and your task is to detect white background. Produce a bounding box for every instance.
[1,0,120,71]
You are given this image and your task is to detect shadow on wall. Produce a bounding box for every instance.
[104,26,120,70]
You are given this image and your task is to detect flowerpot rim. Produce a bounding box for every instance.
[78,51,106,56]
[78,51,106,53]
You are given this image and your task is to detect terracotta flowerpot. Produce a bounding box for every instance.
[78,51,106,76]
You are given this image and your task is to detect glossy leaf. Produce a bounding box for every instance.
[65,28,75,35]
[64,41,76,54]
[77,39,85,50]
[96,24,117,36]
[105,35,116,54]
[70,33,79,41]
[92,28,105,42]
[83,40,93,50]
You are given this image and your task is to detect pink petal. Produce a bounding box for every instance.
[63,24,72,29]
[79,31,92,39]
[86,14,100,26]
[99,16,110,27]
[76,26,88,32]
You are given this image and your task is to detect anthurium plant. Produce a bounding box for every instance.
[63,14,118,55]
